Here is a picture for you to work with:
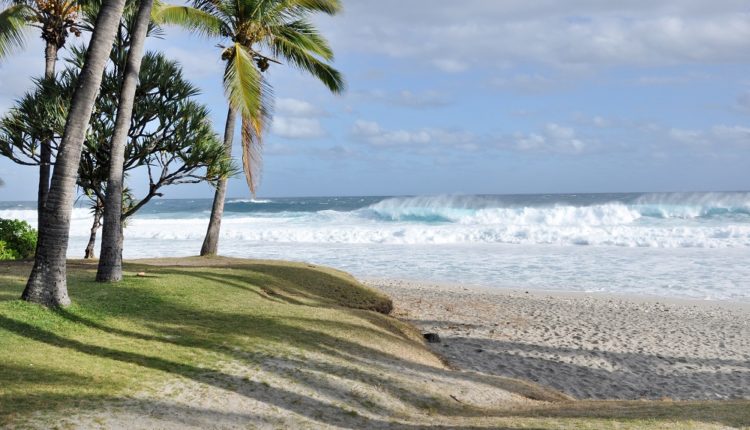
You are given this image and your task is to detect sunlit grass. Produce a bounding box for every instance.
[0,258,748,429]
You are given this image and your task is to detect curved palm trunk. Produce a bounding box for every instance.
[200,106,237,256]
[96,0,154,282]
[22,0,127,307]
[36,41,58,225]
[84,203,103,259]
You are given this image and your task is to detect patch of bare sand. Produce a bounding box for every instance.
[367,279,750,401]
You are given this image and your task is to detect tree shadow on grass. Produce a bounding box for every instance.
[0,315,552,430]
[0,291,17,301]
[60,268,568,405]
[142,261,393,313]
[0,364,99,388]
[3,312,747,428]
[0,262,30,300]
[2,261,749,428]
[4,396,544,430]
[3,263,562,421]
[48,287,538,415]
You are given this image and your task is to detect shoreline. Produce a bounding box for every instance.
[361,277,750,312]
[365,278,750,401]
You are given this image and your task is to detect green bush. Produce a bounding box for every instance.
[0,219,37,260]
[0,240,21,261]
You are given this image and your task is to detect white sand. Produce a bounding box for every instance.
[366,279,750,401]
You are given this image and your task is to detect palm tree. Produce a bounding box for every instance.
[95,0,222,281]
[21,0,126,307]
[0,0,83,222]
[1,45,233,260]
[187,0,345,256]
[0,0,82,73]
[93,0,151,281]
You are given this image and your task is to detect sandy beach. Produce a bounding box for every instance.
[366,279,750,401]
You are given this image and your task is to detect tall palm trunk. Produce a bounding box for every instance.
[200,106,237,256]
[22,0,127,307]
[96,0,154,282]
[37,41,58,225]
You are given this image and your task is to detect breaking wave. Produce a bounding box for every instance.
[2,192,749,248]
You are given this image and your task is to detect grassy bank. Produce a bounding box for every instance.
[0,257,748,429]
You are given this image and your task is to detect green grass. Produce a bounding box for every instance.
[0,257,748,429]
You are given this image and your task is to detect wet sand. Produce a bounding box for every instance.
[366,279,750,401]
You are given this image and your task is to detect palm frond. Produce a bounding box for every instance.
[190,0,343,196]
[239,71,273,195]
[268,0,341,19]
[269,19,333,60]
[0,4,30,61]
[240,115,262,195]
[152,1,225,37]
[223,42,263,118]
[223,42,274,194]
[293,0,341,14]
[270,30,344,93]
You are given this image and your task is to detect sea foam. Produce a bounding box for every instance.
[2,193,749,248]
[2,192,748,301]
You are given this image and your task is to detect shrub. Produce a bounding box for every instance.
[0,240,21,261]
[0,219,37,259]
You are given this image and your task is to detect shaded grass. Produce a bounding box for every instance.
[0,257,748,429]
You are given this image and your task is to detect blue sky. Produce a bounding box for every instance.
[1,0,749,200]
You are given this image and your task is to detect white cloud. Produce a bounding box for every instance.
[350,117,750,159]
[352,120,431,146]
[353,120,589,154]
[271,117,326,139]
[432,59,469,73]
[669,128,705,144]
[351,120,475,148]
[514,123,586,154]
[275,98,326,117]
[667,125,750,147]
[708,125,750,145]
[610,123,750,159]
[269,98,329,139]
[352,120,382,136]
[323,2,750,72]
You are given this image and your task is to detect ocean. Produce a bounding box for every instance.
[2,192,749,302]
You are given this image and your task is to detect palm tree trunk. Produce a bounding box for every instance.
[37,41,57,225]
[96,0,154,282]
[21,0,127,307]
[84,204,103,259]
[200,106,237,256]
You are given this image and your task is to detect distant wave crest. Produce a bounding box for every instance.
[227,198,273,204]
[364,197,642,226]
[363,193,750,224]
